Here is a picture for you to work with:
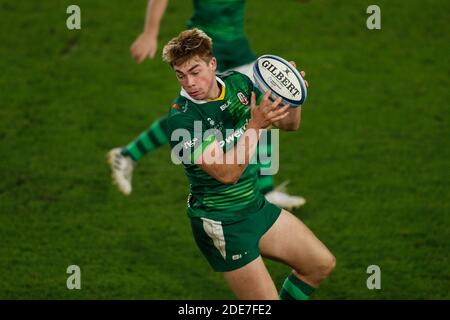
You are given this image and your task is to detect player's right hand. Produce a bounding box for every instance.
[130,32,158,63]
[249,91,290,129]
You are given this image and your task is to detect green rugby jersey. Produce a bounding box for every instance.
[167,71,264,221]
[186,0,256,72]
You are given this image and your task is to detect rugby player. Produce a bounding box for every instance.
[163,29,335,300]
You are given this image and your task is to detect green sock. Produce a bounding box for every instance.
[279,273,315,300]
[121,116,170,161]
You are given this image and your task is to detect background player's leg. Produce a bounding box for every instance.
[121,116,170,161]
[223,256,279,300]
[108,116,170,195]
[259,210,336,299]
[258,128,306,210]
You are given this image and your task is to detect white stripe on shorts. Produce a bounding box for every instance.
[201,217,226,260]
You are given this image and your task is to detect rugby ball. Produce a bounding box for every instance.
[253,54,307,108]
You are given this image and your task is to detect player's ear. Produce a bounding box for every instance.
[209,57,217,72]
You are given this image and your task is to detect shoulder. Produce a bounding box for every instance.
[219,70,251,83]
[219,70,253,93]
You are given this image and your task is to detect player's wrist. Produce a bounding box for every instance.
[142,29,158,40]
[247,118,262,130]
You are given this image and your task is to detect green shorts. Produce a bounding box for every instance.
[190,199,282,272]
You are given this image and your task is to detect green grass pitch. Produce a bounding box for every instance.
[0,0,448,299]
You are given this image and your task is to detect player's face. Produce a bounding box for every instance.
[173,56,217,100]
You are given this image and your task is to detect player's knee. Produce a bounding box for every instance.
[293,250,335,285]
[300,251,336,284]
[316,252,336,281]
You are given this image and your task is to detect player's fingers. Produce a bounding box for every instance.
[130,41,137,52]
[131,40,141,55]
[149,45,157,59]
[133,53,141,63]
[269,97,283,111]
[137,53,145,64]
[250,92,256,108]
[300,70,306,78]
[266,104,289,120]
[130,46,137,59]
[261,90,272,106]
[249,92,257,117]
[304,80,309,88]
[278,104,291,113]
[289,61,297,68]
[263,96,281,115]
[270,104,290,117]
[131,46,142,62]
[271,110,290,123]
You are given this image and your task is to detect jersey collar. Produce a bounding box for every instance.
[180,76,226,104]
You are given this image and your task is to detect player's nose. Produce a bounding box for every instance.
[185,75,196,88]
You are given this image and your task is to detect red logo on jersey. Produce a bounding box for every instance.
[171,104,181,109]
[237,92,249,105]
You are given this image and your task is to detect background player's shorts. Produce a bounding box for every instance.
[190,199,282,272]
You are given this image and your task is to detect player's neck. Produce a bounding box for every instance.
[207,80,221,101]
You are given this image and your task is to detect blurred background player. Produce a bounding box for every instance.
[108,0,306,210]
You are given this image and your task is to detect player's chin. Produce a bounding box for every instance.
[190,91,205,100]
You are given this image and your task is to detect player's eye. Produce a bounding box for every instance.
[176,73,184,80]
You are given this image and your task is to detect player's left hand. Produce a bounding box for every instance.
[289,61,309,88]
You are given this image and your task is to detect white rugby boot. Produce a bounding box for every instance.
[107,148,134,195]
[264,181,306,211]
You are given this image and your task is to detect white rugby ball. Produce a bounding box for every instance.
[253,54,307,108]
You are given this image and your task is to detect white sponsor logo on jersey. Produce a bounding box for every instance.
[237,92,249,105]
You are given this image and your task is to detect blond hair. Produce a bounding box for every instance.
[162,28,213,67]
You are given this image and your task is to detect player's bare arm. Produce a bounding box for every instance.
[130,0,169,63]
[273,65,309,131]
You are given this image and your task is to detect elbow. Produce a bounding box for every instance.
[219,176,239,185]
[284,121,301,131]
[218,172,240,185]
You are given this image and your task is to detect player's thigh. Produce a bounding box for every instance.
[223,256,278,300]
[259,209,334,275]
